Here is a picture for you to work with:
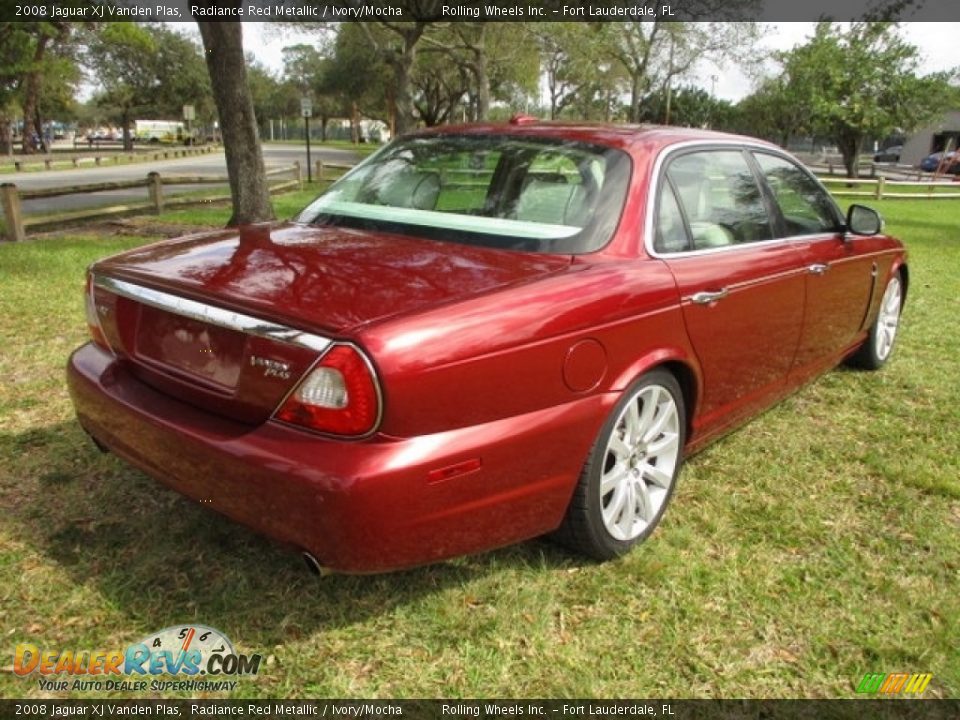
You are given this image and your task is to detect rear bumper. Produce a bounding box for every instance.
[67,343,610,572]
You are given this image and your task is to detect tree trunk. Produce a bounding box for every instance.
[391,22,430,136]
[387,86,396,138]
[475,59,491,122]
[838,131,861,178]
[121,111,133,152]
[21,35,50,155]
[470,27,491,123]
[357,21,427,136]
[393,49,417,135]
[35,107,48,153]
[629,75,641,124]
[548,76,558,120]
[0,119,11,156]
[196,19,274,226]
[20,78,39,156]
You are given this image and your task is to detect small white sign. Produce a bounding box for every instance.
[300,98,313,118]
[183,105,195,121]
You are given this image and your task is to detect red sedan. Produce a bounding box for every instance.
[67,121,907,573]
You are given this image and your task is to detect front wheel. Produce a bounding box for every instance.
[556,369,686,561]
[847,273,903,370]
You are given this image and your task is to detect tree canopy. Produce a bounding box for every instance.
[0,21,79,154]
[84,24,212,149]
[7,18,957,188]
[773,22,956,176]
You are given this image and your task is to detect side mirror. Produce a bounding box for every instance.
[846,204,883,236]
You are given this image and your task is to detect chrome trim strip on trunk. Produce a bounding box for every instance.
[94,275,333,353]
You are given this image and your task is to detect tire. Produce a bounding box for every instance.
[556,369,686,561]
[847,273,904,371]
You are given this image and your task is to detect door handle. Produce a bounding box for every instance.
[690,289,729,305]
[808,263,829,275]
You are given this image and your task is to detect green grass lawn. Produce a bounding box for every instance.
[1,141,370,175]
[4,178,342,240]
[0,200,957,699]
[263,139,382,156]
[151,179,343,229]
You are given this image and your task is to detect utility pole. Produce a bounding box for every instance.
[301,96,313,184]
[709,75,719,129]
[664,39,675,125]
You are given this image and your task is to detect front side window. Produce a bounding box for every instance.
[663,149,773,250]
[297,135,631,254]
[752,153,842,236]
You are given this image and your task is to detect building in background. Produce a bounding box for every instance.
[901,110,960,166]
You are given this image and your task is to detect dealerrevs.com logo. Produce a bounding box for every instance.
[14,625,261,693]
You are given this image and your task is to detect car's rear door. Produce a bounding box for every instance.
[750,151,875,380]
[651,147,806,437]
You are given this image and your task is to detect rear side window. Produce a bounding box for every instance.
[655,182,691,254]
[753,152,842,236]
[663,150,773,250]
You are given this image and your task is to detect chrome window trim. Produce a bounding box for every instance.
[643,140,844,259]
[94,275,333,353]
[749,148,847,232]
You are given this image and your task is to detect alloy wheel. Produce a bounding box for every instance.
[875,277,902,361]
[599,384,681,541]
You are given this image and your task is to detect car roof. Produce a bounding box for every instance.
[408,121,777,153]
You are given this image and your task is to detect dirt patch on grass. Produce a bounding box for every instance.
[91,218,222,238]
[32,217,220,240]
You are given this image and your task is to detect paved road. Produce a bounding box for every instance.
[5,144,361,217]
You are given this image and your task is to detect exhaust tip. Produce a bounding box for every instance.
[302,551,331,577]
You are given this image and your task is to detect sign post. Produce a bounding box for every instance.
[182,105,195,145]
[301,97,313,184]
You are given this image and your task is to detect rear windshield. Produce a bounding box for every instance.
[297,134,631,254]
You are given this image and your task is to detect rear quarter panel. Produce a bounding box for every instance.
[359,258,696,439]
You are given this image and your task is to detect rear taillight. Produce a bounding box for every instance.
[274,344,381,436]
[84,274,111,351]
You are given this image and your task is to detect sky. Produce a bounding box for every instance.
[228,21,960,104]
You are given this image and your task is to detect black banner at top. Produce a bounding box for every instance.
[4,0,960,22]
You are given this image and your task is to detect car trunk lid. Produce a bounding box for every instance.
[90,223,571,424]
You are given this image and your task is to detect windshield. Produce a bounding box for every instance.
[297,134,632,254]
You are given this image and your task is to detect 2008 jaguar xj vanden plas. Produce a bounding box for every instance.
[67,121,907,573]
